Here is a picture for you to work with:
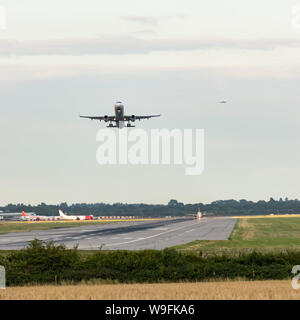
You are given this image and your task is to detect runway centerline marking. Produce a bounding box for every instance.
[105,220,201,247]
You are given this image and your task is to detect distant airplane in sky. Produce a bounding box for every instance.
[80,101,161,128]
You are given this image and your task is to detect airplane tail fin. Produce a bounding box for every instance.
[22,210,27,217]
[58,209,66,217]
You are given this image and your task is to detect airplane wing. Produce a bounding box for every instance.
[79,115,116,122]
[124,114,161,121]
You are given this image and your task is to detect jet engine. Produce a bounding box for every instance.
[104,115,109,122]
[130,115,136,122]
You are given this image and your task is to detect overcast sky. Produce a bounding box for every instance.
[0,0,300,206]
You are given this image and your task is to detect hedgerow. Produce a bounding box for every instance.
[1,239,299,286]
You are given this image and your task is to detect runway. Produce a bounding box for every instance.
[0,217,237,250]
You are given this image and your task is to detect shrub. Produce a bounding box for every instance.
[2,240,300,286]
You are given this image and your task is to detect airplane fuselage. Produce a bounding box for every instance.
[114,102,125,128]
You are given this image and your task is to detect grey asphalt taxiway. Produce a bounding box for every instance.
[0,218,237,250]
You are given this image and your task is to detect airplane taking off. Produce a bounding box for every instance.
[186,209,205,219]
[58,209,93,221]
[80,101,161,128]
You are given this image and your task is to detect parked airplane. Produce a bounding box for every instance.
[58,209,93,220]
[0,211,25,220]
[80,101,161,128]
[0,212,23,217]
[22,211,60,221]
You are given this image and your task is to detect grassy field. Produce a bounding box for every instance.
[1,280,300,300]
[0,220,116,235]
[174,217,300,255]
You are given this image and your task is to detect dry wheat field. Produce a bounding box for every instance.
[1,280,300,300]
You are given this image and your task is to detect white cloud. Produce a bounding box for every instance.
[1,36,300,56]
[1,63,300,85]
[120,16,159,26]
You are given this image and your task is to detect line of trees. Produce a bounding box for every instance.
[1,197,300,217]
